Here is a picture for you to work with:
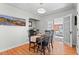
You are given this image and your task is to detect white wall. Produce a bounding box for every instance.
[0,4,39,51]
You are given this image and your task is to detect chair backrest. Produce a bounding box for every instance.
[45,30,54,42]
[42,37,49,46]
[45,30,50,37]
[36,36,49,46]
[49,30,54,41]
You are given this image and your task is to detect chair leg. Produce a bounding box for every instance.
[29,43,31,51]
[37,45,39,53]
[43,47,45,55]
[47,45,50,53]
[29,43,36,52]
[37,45,43,55]
[34,43,36,52]
[40,46,43,55]
[51,41,53,48]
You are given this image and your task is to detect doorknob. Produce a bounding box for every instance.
[70,31,72,34]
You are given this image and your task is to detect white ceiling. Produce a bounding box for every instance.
[7,3,75,16]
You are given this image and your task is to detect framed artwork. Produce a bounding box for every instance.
[0,15,26,26]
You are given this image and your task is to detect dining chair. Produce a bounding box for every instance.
[29,36,36,52]
[49,30,54,48]
[45,30,54,48]
[36,36,50,55]
[29,29,36,52]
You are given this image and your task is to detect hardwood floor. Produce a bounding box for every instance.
[0,41,77,55]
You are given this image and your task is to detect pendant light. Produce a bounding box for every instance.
[37,3,46,14]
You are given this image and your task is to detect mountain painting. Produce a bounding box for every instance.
[0,15,26,26]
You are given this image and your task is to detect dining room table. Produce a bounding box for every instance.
[30,33,50,54]
[30,33,45,42]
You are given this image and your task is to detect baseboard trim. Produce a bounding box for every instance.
[0,41,29,52]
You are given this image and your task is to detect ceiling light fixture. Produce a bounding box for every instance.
[37,3,46,14]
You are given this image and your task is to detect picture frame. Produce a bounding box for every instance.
[29,21,32,27]
[0,15,26,26]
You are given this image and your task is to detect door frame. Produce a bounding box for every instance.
[63,14,72,47]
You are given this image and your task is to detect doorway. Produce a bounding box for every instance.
[53,14,73,47]
[63,14,72,47]
[53,18,64,42]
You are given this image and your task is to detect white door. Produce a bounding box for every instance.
[63,14,72,47]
